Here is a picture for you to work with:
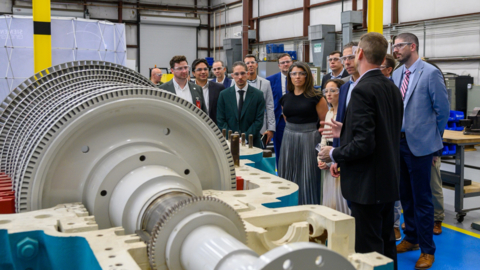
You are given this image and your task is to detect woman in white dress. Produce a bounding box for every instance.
[318,79,350,215]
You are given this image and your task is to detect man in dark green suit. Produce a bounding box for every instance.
[217,61,265,148]
[159,55,207,113]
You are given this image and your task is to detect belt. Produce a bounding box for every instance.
[326,141,333,146]
[401,132,406,139]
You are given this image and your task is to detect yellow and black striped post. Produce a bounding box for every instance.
[33,0,52,73]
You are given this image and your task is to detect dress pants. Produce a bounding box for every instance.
[393,201,402,228]
[431,157,445,222]
[350,201,397,270]
[399,138,436,255]
[273,117,285,167]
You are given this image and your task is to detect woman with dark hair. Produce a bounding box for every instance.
[318,79,350,214]
[278,61,329,205]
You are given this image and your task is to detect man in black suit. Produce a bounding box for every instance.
[318,32,403,269]
[191,58,225,124]
[320,50,349,89]
[159,55,207,113]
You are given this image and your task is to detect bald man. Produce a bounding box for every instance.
[150,68,163,87]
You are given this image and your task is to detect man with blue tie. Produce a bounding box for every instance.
[393,33,449,270]
[332,42,358,149]
[212,60,233,88]
[266,53,293,166]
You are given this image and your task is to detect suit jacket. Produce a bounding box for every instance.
[249,76,275,134]
[321,69,349,89]
[217,85,265,148]
[206,81,226,124]
[392,60,449,156]
[266,72,285,125]
[212,76,233,89]
[159,79,208,113]
[333,80,353,148]
[332,70,403,205]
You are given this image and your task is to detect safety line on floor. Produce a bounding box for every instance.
[442,223,480,239]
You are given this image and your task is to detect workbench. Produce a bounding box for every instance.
[441,130,480,222]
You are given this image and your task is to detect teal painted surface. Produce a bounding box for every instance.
[375,262,394,270]
[262,191,299,208]
[0,230,102,270]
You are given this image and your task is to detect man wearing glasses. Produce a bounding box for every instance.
[320,51,349,90]
[212,60,234,88]
[159,55,207,113]
[244,54,275,147]
[150,68,163,87]
[191,58,226,124]
[332,42,359,149]
[217,61,265,148]
[392,33,449,269]
[267,53,293,165]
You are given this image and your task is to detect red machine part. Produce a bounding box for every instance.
[0,173,15,214]
[236,176,244,191]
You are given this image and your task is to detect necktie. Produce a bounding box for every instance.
[400,70,411,100]
[238,90,245,119]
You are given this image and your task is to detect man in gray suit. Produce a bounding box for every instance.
[392,33,449,269]
[159,55,207,113]
[244,54,275,146]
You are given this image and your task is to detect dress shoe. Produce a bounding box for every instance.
[401,222,405,230]
[394,227,402,240]
[433,221,442,235]
[415,253,434,269]
[396,239,419,253]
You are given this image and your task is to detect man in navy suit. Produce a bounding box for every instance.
[332,42,359,148]
[320,50,349,90]
[212,60,233,88]
[266,53,293,166]
[393,33,449,269]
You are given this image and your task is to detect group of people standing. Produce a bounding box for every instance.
[317,32,449,270]
[149,31,449,270]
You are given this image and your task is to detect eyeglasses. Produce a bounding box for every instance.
[194,67,209,72]
[392,42,412,51]
[289,71,307,77]
[379,65,387,70]
[154,73,162,77]
[352,46,362,55]
[245,61,257,65]
[340,55,355,63]
[323,88,339,94]
[212,67,224,71]
[279,60,293,65]
[328,57,341,62]
[172,65,190,71]
[232,72,247,77]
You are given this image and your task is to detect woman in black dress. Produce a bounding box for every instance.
[278,62,328,205]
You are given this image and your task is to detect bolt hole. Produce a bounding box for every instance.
[184,169,190,175]
[164,128,170,135]
[283,259,292,270]
[0,220,11,224]
[115,263,123,266]
[81,145,89,153]
[67,223,74,225]
[97,234,103,237]
[139,155,146,162]
[309,224,314,235]
[109,255,116,258]
[315,255,323,266]
[100,190,107,196]
[376,256,383,260]
[105,247,113,251]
